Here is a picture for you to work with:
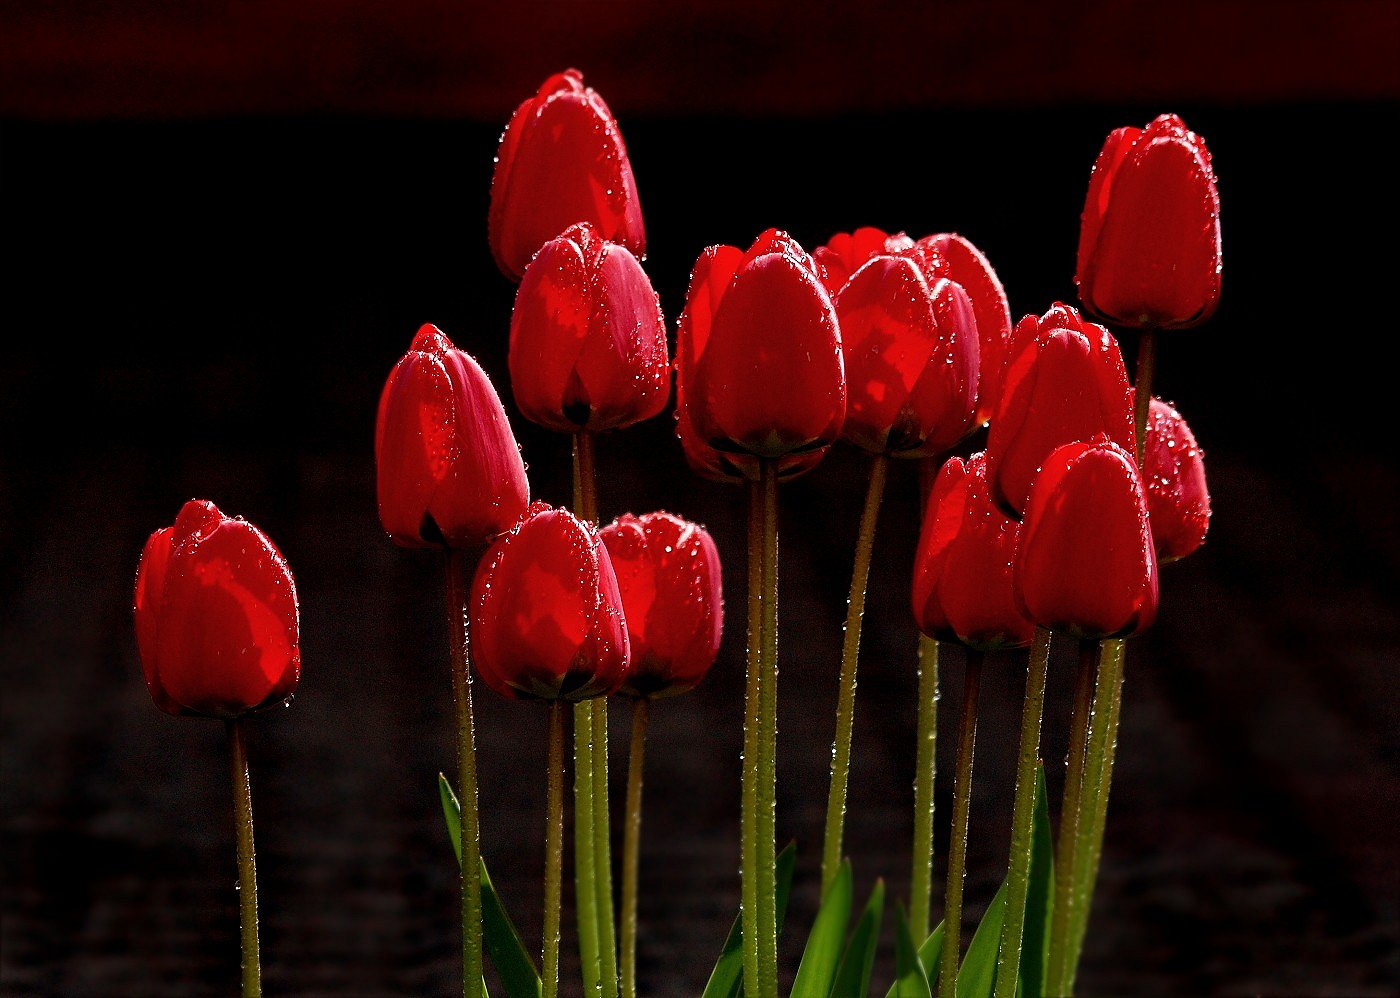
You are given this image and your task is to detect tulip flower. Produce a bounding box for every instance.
[376,324,530,549]
[489,69,645,281]
[1076,114,1221,330]
[1142,397,1210,562]
[1015,437,1159,639]
[813,226,914,296]
[509,222,669,434]
[985,304,1134,517]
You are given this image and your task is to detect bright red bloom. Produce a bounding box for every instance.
[1142,397,1211,562]
[813,227,914,296]
[470,503,630,701]
[1077,114,1221,328]
[684,229,845,464]
[912,455,1034,650]
[376,324,530,549]
[489,69,645,281]
[599,512,723,698]
[836,254,979,455]
[985,303,1134,517]
[134,500,300,718]
[509,222,669,433]
[1015,438,1158,639]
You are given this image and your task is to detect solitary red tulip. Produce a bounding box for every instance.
[509,222,669,433]
[1077,114,1221,329]
[813,227,914,296]
[470,503,630,701]
[599,512,723,698]
[134,500,300,718]
[985,303,1134,517]
[376,324,530,549]
[1015,437,1158,639]
[1142,397,1211,562]
[489,69,645,281]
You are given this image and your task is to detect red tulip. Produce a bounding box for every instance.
[489,69,645,281]
[912,455,1034,650]
[684,229,845,464]
[509,222,669,433]
[985,303,1134,517]
[836,253,979,455]
[599,512,723,698]
[470,502,630,701]
[134,500,300,718]
[813,227,914,296]
[1015,437,1158,639]
[1142,397,1210,562]
[1077,114,1221,329]
[376,324,530,549]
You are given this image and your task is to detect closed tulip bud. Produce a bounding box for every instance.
[1015,437,1158,639]
[1142,397,1210,562]
[684,229,845,463]
[813,226,914,296]
[837,253,979,456]
[134,500,300,718]
[912,455,1035,650]
[599,512,723,698]
[509,222,669,433]
[985,303,1134,517]
[1077,114,1222,328]
[376,324,530,549]
[470,503,630,701]
[489,69,645,282]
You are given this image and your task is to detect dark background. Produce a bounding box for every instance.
[3,4,1398,996]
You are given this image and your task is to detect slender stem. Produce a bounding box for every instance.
[993,627,1052,998]
[756,458,780,998]
[572,431,599,523]
[740,480,764,998]
[909,635,940,943]
[620,699,649,998]
[1133,330,1156,466]
[226,718,262,998]
[1046,638,1099,994]
[446,550,485,998]
[543,701,568,998]
[593,699,619,998]
[939,648,983,998]
[573,702,602,993]
[820,453,888,892]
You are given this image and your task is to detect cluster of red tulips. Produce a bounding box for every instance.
[133,70,1218,998]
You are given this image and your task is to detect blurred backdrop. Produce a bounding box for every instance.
[3,3,1398,995]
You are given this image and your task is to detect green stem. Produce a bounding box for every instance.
[573,702,602,993]
[820,453,888,893]
[939,648,983,998]
[993,627,1052,998]
[620,698,649,998]
[1133,330,1156,466]
[446,549,485,998]
[909,635,940,943]
[226,717,262,998]
[757,458,780,998]
[593,699,619,998]
[543,701,568,998]
[740,480,764,998]
[1046,638,1098,994]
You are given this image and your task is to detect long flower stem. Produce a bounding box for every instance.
[757,459,781,998]
[939,648,983,998]
[445,550,485,998]
[592,700,619,998]
[910,457,941,943]
[993,627,1052,998]
[572,702,602,992]
[740,480,764,998]
[620,698,649,998]
[1133,329,1156,464]
[1046,638,1099,994]
[820,453,888,893]
[226,717,262,998]
[543,701,568,998]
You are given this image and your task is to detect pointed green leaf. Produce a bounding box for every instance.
[916,922,944,979]
[831,878,884,998]
[791,862,854,998]
[1019,765,1054,998]
[956,883,1006,998]
[701,843,798,998]
[440,773,463,863]
[892,903,933,998]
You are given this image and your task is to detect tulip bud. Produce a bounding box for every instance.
[376,324,530,549]
[134,500,300,718]
[470,503,630,701]
[985,303,1134,517]
[813,227,915,296]
[1076,114,1222,329]
[1142,397,1210,562]
[836,254,979,456]
[599,512,723,698]
[912,455,1035,650]
[684,229,845,465]
[1015,438,1158,639]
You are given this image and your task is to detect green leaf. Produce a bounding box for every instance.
[831,878,884,998]
[701,842,798,998]
[915,922,944,980]
[1018,765,1054,998]
[956,883,1006,998]
[440,773,463,863]
[892,903,933,998]
[791,862,853,998]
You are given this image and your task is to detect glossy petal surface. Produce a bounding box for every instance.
[1143,396,1211,561]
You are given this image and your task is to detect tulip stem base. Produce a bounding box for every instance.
[910,635,940,943]
[620,698,649,998]
[939,648,982,997]
[226,717,262,998]
[740,480,764,998]
[543,701,568,998]
[446,549,485,998]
